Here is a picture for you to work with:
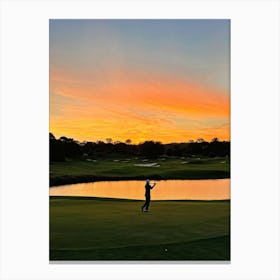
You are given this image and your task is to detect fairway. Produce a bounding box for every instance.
[50,157,230,186]
[50,197,230,260]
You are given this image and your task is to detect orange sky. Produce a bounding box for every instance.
[50,69,230,143]
[50,20,230,144]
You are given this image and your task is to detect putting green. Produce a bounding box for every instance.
[50,197,230,260]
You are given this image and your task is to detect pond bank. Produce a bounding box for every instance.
[50,171,230,187]
[50,158,230,186]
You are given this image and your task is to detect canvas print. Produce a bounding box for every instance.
[49,19,230,261]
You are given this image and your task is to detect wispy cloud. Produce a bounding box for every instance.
[50,20,230,143]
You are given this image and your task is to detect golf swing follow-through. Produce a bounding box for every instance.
[141,179,157,212]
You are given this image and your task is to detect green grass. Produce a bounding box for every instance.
[50,157,230,186]
[50,197,230,260]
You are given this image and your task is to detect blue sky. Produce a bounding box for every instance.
[50,19,230,143]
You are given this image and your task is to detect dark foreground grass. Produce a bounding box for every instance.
[50,197,230,261]
[50,157,230,186]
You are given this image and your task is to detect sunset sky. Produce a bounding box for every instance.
[50,19,230,144]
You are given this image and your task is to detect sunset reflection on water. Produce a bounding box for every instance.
[50,179,230,200]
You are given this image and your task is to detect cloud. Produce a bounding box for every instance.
[50,68,230,143]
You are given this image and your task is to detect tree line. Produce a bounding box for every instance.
[50,133,230,162]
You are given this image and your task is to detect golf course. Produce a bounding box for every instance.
[49,19,231,262]
[50,156,230,186]
[50,156,230,261]
[50,197,230,261]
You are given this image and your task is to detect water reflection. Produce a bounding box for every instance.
[49,179,230,200]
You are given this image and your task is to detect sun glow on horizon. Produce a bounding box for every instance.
[50,20,230,144]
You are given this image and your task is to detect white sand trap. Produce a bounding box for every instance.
[113,159,120,162]
[154,165,161,167]
[181,161,189,164]
[134,163,158,167]
[220,161,226,163]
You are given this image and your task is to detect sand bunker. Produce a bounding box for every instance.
[134,163,158,167]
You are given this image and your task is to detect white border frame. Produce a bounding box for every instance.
[1,0,279,279]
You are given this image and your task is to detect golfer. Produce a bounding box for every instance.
[141,179,156,212]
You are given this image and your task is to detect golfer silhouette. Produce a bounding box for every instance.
[141,179,156,212]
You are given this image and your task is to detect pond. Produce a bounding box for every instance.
[49,179,230,200]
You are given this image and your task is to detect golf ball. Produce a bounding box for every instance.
[165,248,168,252]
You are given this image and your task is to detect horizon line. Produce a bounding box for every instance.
[50,132,230,145]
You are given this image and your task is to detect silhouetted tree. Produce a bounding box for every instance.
[49,133,56,140]
[139,141,165,159]
[197,138,205,143]
[59,136,82,158]
[49,133,230,160]
[49,133,65,162]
